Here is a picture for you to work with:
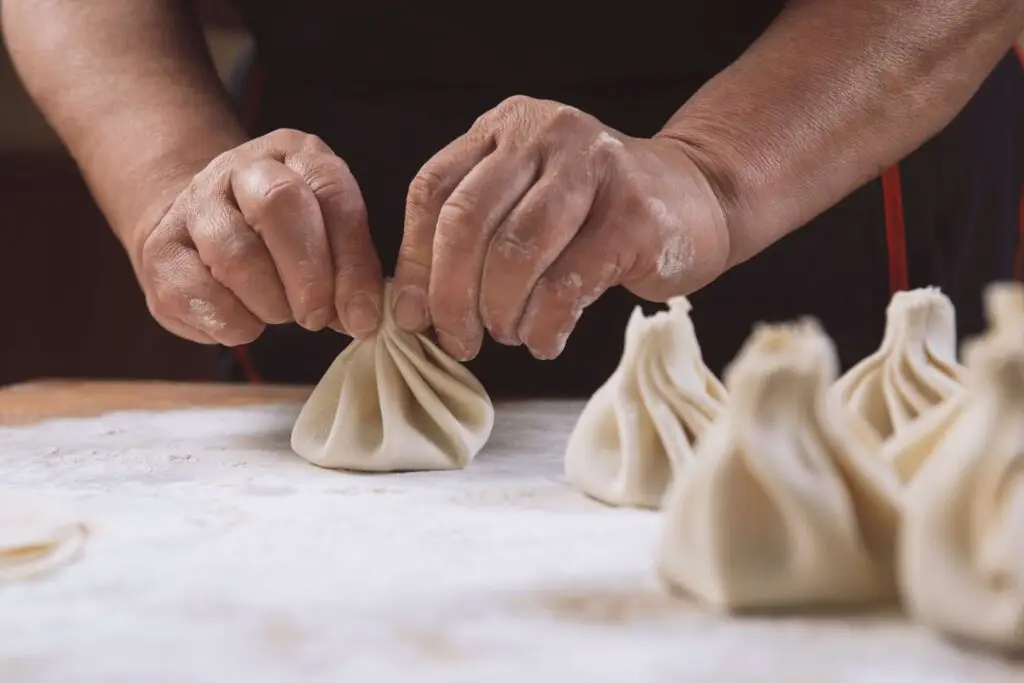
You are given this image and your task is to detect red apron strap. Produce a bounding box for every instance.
[881,164,909,294]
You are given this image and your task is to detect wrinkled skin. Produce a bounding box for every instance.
[132,97,730,360]
[132,129,383,347]
[393,95,730,361]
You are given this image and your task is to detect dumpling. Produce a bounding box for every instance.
[0,489,87,583]
[564,297,727,508]
[882,281,1023,484]
[657,319,902,611]
[900,325,1024,651]
[291,283,494,472]
[831,287,966,444]
[983,280,1024,333]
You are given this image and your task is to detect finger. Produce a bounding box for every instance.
[231,158,335,331]
[517,221,624,360]
[189,198,292,325]
[393,130,495,334]
[286,150,383,338]
[148,307,218,345]
[142,230,265,347]
[428,150,540,360]
[479,167,597,345]
[161,317,217,345]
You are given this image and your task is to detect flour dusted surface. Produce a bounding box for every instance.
[0,401,1018,683]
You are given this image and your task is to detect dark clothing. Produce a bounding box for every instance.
[221,1,1024,397]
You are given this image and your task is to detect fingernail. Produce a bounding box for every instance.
[302,305,334,331]
[393,287,427,331]
[345,294,380,335]
[436,330,471,361]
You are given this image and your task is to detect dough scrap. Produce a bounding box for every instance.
[564,297,727,508]
[900,323,1024,651]
[831,287,965,445]
[0,489,87,584]
[291,284,494,472]
[657,319,901,611]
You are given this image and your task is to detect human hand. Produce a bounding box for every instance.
[129,129,384,346]
[392,96,730,361]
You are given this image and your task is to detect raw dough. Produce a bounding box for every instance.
[658,319,901,611]
[900,324,1024,651]
[831,287,965,445]
[564,297,727,508]
[983,280,1024,333]
[882,282,1023,484]
[0,489,87,584]
[291,284,494,472]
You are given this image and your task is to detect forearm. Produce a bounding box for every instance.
[658,0,1024,268]
[2,0,247,245]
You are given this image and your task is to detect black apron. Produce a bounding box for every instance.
[220,1,1024,397]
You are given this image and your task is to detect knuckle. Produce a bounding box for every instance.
[258,175,309,206]
[492,220,540,261]
[434,197,479,251]
[498,94,535,112]
[396,242,432,274]
[549,103,584,127]
[406,168,446,211]
[265,128,306,147]
[148,281,186,320]
[298,132,330,153]
[208,234,258,282]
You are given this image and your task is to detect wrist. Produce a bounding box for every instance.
[652,127,750,272]
[81,115,247,256]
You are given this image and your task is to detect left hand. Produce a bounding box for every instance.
[392,95,731,361]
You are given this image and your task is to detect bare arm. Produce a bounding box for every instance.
[2,0,246,246]
[658,0,1024,268]
[4,0,385,344]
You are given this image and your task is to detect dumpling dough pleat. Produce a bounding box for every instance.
[900,313,1024,651]
[983,280,1024,333]
[0,489,87,584]
[883,282,1023,484]
[658,319,901,611]
[291,284,494,472]
[565,297,727,508]
[831,287,965,444]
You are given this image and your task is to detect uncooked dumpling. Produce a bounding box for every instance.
[900,325,1024,651]
[983,280,1024,333]
[882,281,1022,484]
[658,319,902,611]
[565,297,727,508]
[291,283,494,472]
[831,287,965,444]
[0,489,87,583]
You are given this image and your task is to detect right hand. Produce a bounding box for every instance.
[129,129,384,346]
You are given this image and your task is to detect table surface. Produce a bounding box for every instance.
[0,380,1021,683]
[0,380,311,426]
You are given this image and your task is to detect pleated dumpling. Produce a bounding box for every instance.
[882,282,1023,484]
[900,322,1024,651]
[831,287,966,444]
[291,283,494,472]
[983,280,1024,333]
[658,319,902,611]
[565,297,727,508]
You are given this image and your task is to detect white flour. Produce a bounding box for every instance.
[0,400,1018,683]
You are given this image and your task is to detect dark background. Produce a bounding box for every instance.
[0,3,247,386]
[1,5,1022,388]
